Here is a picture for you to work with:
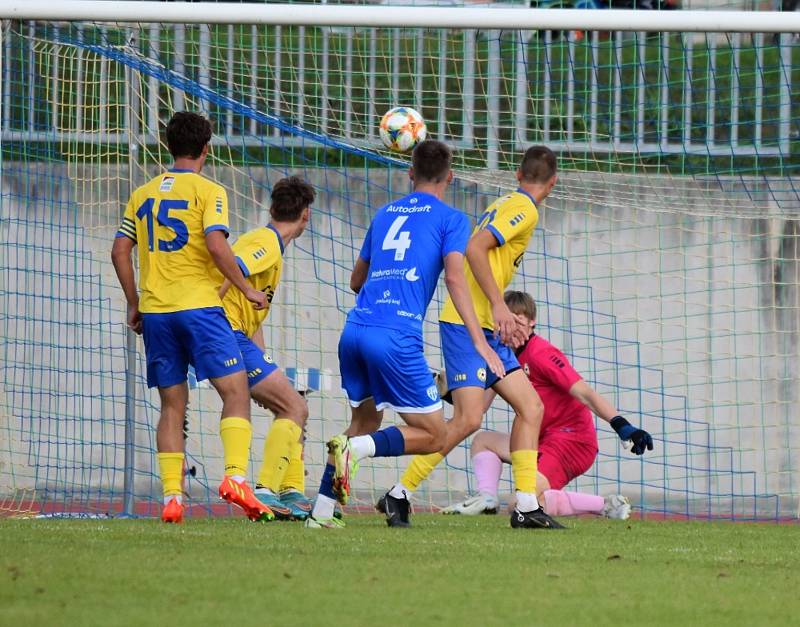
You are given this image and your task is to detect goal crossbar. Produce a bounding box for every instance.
[1,1,799,33]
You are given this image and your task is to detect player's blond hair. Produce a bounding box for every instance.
[504,290,536,322]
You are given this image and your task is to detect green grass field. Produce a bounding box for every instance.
[1,515,798,626]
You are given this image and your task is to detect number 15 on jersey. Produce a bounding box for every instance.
[136,197,190,253]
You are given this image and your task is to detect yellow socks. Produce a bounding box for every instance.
[157,452,184,498]
[510,449,538,494]
[400,452,444,491]
[279,439,305,493]
[257,419,303,492]
[220,417,252,478]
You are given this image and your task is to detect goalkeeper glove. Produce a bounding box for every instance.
[610,416,653,455]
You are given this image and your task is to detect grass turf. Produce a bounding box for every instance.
[1,515,798,626]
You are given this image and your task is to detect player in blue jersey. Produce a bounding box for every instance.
[306,140,504,528]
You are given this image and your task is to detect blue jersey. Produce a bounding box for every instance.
[347,192,471,334]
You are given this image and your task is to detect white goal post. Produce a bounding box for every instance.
[0,1,799,32]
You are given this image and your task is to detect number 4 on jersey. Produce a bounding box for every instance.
[382,216,412,261]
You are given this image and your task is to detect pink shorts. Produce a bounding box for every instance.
[538,432,598,490]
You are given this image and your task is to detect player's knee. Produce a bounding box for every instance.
[428,419,447,452]
[518,397,544,425]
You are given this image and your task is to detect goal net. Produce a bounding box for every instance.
[1,4,798,520]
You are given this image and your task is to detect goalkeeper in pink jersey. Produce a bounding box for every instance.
[442,290,653,519]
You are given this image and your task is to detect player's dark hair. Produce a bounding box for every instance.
[411,140,452,184]
[504,290,536,322]
[518,145,557,184]
[270,176,315,222]
[165,111,213,159]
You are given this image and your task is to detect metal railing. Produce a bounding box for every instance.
[2,22,795,166]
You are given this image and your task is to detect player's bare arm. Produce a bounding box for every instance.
[465,230,524,347]
[110,235,142,334]
[569,380,619,422]
[206,229,266,309]
[569,379,653,455]
[443,252,505,379]
[350,257,370,293]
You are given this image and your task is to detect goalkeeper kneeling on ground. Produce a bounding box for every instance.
[441,290,653,520]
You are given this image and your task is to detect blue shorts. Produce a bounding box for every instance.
[440,321,520,391]
[234,330,279,388]
[338,322,442,414]
[141,307,244,388]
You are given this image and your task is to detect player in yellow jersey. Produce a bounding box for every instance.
[215,176,315,520]
[111,111,272,524]
[383,146,564,529]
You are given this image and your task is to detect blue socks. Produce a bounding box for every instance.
[319,463,336,500]
[369,426,405,457]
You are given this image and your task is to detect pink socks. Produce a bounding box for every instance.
[472,451,606,517]
[472,450,503,496]
[543,490,604,516]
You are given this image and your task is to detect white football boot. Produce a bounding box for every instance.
[602,494,632,520]
[441,492,500,515]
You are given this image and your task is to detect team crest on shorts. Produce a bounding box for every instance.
[426,385,438,401]
[523,363,530,376]
[263,352,274,364]
[477,367,487,382]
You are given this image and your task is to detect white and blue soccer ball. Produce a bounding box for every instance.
[379,106,427,153]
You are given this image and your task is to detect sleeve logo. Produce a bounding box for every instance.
[549,355,565,368]
[215,197,224,213]
[509,212,525,226]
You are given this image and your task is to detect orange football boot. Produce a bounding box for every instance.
[218,476,275,522]
[161,497,184,523]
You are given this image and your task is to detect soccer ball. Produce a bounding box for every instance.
[379,107,427,153]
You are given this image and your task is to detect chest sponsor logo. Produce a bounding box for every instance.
[376,289,400,306]
[405,267,420,282]
[370,268,407,280]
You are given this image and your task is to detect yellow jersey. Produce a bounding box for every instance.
[220,225,284,338]
[116,169,230,313]
[439,189,539,330]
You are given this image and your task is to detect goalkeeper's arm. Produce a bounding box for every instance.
[569,380,653,455]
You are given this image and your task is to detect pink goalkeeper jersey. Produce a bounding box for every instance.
[516,334,596,444]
